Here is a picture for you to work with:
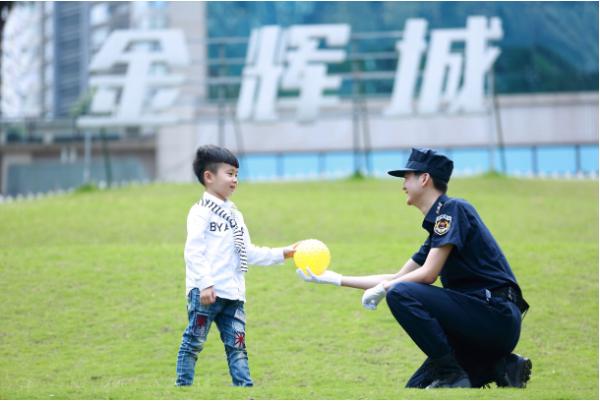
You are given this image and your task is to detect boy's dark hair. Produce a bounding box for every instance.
[193,145,239,185]
[415,171,448,193]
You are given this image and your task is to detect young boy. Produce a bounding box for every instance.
[175,145,297,387]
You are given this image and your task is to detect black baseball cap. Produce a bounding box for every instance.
[388,148,454,183]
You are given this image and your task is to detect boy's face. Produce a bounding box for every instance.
[204,163,238,201]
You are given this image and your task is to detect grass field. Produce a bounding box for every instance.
[0,176,598,399]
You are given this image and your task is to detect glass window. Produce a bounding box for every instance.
[206,2,599,95]
[44,17,53,38]
[149,1,167,10]
[90,3,109,26]
[149,62,170,76]
[149,16,167,29]
[44,91,53,110]
[44,43,53,62]
[112,2,130,15]
[57,13,80,27]
[44,1,54,15]
[91,27,109,49]
[44,64,53,85]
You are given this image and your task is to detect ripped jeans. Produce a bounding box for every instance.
[175,288,253,387]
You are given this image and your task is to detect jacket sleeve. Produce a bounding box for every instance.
[411,237,431,266]
[184,206,214,290]
[430,200,470,251]
[246,240,285,266]
[236,210,285,266]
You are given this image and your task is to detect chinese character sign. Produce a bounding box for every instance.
[79,18,503,126]
[78,30,189,127]
[237,24,350,123]
[239,17,503,122]
[385,16,503,115]
[281,24,350,122]
[236,26,285,122]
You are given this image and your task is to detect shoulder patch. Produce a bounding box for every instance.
[434,214,452,235]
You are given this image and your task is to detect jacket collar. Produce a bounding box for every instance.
[203,191,231,208]
[422,193,449,230]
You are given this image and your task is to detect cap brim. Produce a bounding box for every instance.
[387,168,418,178]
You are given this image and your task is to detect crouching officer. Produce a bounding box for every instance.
[297,148,531,388]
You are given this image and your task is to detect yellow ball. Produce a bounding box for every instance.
[294,239,331,276]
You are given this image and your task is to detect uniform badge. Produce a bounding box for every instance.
[434,214,452,235]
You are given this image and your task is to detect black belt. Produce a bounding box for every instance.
[491,285,530,316]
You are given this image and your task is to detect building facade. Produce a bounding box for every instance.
[1,2,43,118]
[0,1,598,196]
[155,1,597,182]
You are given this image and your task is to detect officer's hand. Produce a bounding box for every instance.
[296,267,342,286]
[362,283,387,310]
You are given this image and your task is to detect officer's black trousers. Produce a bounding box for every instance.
[385,282,522,387]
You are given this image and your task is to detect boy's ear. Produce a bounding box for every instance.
[420,172,431,187]
[203,170,213,184]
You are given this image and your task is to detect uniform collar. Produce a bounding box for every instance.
[422,194,450,230]
[203,191,232,208]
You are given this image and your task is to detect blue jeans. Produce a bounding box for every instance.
[175,288,253,387]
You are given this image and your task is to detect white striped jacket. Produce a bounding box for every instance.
[184,192,284,301]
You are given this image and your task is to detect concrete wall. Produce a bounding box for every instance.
[494,93,598,146]
[156,92,598,182]
[1,92,596,192]
[1,153,32,194]
[0,138,155,194]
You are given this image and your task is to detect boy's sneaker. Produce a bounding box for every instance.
[495,353,532,388]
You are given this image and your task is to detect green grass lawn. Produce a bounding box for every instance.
[0,176,597,399]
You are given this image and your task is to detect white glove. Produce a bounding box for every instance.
[362,283,387,310]
[296,267,342,286]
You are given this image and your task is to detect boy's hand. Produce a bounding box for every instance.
[283,242,299,259]
[200,286,216,305]
[296,267,342,286]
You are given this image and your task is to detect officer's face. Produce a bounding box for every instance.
[402,172,426,206]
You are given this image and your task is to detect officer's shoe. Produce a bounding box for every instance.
[495,353,532,388]
[426,353,472,389]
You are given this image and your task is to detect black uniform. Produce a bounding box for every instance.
[386,148,529,388]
